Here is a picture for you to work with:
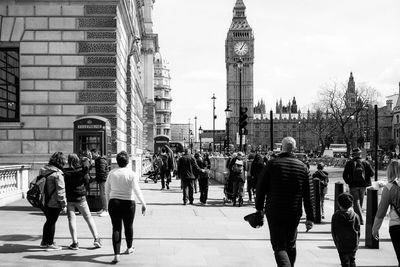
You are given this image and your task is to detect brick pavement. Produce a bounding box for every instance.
[0,166,397,266]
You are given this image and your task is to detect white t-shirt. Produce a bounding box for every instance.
[105,167,145,204]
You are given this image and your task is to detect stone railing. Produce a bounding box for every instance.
[0,165,31,206]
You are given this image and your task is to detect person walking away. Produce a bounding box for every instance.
[250,153,264,202]
[177,148,203,205]
[312,162,329,219]
[331,192,361,267]
[39,152,67,251]
[246,154,255,202]
[105,151,147,264]
[195,153,208,205]
[231,158,245,206]
[64,153,102,250]
[91,149,109,217]
[342,147,374,225]
[256,136,315,267]
[160,147,172,190]
[372,160,400,265]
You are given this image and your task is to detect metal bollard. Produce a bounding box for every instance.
[313,178,321,224]
[334,182,344,212]
[365,188,379,248]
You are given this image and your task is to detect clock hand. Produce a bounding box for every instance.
[240,43,245,50]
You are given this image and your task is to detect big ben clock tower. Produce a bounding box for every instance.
[226,0,254,149]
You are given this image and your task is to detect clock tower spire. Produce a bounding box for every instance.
[225,0,254,150]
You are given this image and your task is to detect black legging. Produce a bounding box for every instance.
[42,207,62,245]
[389,225,400,265]
[108,199,136,255]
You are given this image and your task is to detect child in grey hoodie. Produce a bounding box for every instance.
[331,192,361,267]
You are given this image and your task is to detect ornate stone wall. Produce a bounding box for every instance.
[0,1,149,165]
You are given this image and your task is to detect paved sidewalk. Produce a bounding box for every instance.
[0,166,397,266]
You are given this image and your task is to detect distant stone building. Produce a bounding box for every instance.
[154,52,171,139]
[0,0,158,172]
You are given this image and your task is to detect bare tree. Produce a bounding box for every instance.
[304,106,337,155]
[317,80,379,157]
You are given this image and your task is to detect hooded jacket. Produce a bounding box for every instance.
[39,165,67,209]
[64,166,90,202]
[331,209,361,253]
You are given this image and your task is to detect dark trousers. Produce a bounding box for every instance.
[182,178,194,203]
[232,180,244,201]
[267,218,299,267]
[390,225,400,264]
[338,252,356,267]
[199,177,209,204]
[160,169,171,189]
[108,199,136,255]
[42,207,62,245]
[247,176,255,201]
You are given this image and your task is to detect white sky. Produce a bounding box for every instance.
[152,0,400,130]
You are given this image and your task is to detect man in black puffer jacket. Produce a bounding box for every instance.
[256,136,315,267]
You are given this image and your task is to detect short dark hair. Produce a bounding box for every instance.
[49,152,66,169]
[116,151,129,167]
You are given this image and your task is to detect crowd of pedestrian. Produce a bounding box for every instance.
[32,137,400,266]
[36,149,146,264]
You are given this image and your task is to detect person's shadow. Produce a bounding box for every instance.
[0,243,113,265]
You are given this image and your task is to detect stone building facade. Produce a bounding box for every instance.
[154,52,171,139]
[0,0,158,171]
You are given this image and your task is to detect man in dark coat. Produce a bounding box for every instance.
[91,149,109,217]
[256,136,315,267]
[177,148,203,205]
[342,147,374,225]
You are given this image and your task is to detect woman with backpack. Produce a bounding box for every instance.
[39,152,67,251]
[372,160,400,264]
[64,153,102,250]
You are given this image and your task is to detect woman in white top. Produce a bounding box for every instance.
[372,160,400,264]
[105,151,147,264]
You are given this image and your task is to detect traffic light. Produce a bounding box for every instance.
[239,107,248,135]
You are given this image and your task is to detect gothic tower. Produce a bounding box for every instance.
[225,0,254,147]
[345,72,356,108]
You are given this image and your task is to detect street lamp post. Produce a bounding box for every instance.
[237,58,243,151]
[212,94,216,152]
[199,126,203,153]
[225,105,232,153]
[194,115,197,145]
[298,120,301,151]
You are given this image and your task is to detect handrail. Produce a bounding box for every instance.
[0,164,31,206]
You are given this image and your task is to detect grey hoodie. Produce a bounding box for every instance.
[331,209,360,253]
[39,165,67,209]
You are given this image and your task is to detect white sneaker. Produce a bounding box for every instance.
[99,211,109,217]
[125,247,135,254]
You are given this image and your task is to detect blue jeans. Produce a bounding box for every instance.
[349,187,366,224]
[182,178,194,203]
[98,181,107,210]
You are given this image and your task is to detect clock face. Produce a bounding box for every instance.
[234,41,248,56]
